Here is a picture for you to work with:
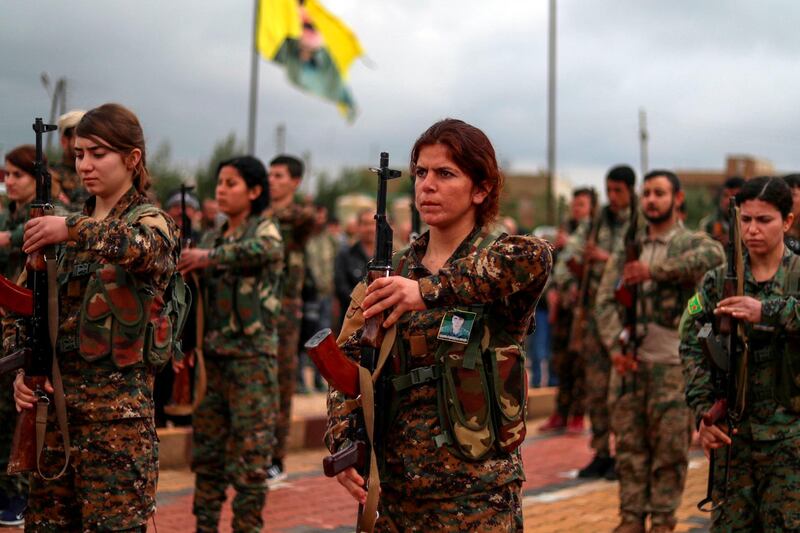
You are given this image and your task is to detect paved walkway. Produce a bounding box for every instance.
[1,410,714,532]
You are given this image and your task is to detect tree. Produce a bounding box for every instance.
[148,141,186,206]
[196,133,245,201]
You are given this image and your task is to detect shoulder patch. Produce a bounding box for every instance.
[687,292,704,316]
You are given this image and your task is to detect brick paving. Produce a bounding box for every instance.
[1,410,714,533]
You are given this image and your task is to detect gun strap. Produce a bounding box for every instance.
[38,241,70,480]
[191,271,207,411]
[733,206,748,420]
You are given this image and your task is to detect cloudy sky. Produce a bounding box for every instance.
[2,1,799,193]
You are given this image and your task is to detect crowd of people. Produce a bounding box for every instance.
[1,104,800,532]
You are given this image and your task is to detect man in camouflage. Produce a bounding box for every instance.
[596,170,724,533]
[267,154,316,482]
[699,176,744,247]
[552,166,635,478]
[51,110,89,210]
[540,187,597,432]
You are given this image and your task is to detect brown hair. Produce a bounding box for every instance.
[75,103,150,192]
[5,145,44,178]
[410,119,503,227]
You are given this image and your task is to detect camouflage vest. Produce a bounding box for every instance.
[773,254,800,412]
[389,229,528,462]
[204,219,279,338]
[68,205,190,369]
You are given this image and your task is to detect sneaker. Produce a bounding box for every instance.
[0,495,26,527]
[538,413,566,432]
[566,415,585,434]
[266,463,287,486]
[578,454,613,478]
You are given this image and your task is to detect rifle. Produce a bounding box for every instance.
[305,152,401,533]
[409,174,421,242]
[164,184,206,417]
[0,118,70,477]
[696,197,745,512]
[567,207,601,354]
[614,199,640,392]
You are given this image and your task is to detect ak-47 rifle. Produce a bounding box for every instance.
[0,118,70,477]
[567,207,602,354]
[409,173,421,242]
[164,184,206,417]
[305,152,401,533]
[614,198,640,392]
[696,197,745,512]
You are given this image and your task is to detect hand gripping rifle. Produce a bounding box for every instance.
[164,184,207,417]
[567,206,601,354]
[305,152,401,533]
[614,200,641,393]
[696,197,746,512]
[0,118,70,478]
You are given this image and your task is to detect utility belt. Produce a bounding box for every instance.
[389,305,528,462]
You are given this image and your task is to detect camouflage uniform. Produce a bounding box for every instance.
[699,209,730,247]
[11,187,179,531]
[596,221,723,529]
[190,214,283,533]
[680,248,800,531]
[553,205,629,456]
[0,201,31,510]
[326,228,552,531]
[269,204,315,464]
[52,161,89,210]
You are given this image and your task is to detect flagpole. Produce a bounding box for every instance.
[247,0,260,156]
[546,0,557,226]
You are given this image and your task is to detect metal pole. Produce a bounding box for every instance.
[639,108,649,176]
[276,123,286,154]
[247,0,260,156]
[546,0,557,225]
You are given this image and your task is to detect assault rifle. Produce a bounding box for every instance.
[614,200,640,392]
[567,207,601,354]
[305,152,401,533]
[409,173,421,242]
[696,197,745,512]
[0,118,70,477]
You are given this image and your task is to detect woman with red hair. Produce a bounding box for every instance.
[326,118,553,531]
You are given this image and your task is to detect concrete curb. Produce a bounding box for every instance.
[158,386,557,469]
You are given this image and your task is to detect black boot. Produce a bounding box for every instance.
[578,453,613,478]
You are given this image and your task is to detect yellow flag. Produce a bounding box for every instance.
[256,0,302,60]
[304,0,364,79]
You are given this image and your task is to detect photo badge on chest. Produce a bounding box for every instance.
[437,310,477,345]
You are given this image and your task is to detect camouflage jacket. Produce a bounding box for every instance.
[0,201,31,280]
[698,209,731,246]
[595,221,724,361]
[680,247,800,440]
[553,205,629,305]
[326,227,552,498]
[269,203,315,304]
[305,230,337,298]
[52,162,89,210]
[200,214,284,357]
[5,187,180,424]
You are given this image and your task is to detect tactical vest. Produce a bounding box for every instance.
[204,218,282,339]
[66,204,189,369]
[388,229,529,462]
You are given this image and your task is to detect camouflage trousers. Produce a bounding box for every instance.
[552,310,586,417]
[274,298,302,463]
[710,434,800,531]
[582,323,611,455]
[192,355,278,533]
[609,361,692,526]
[0,372,28,500]
[27,417,157,532]
[375,481,523,532]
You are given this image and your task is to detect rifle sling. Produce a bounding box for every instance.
[39,240,70,480]
[356,323,396,533]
